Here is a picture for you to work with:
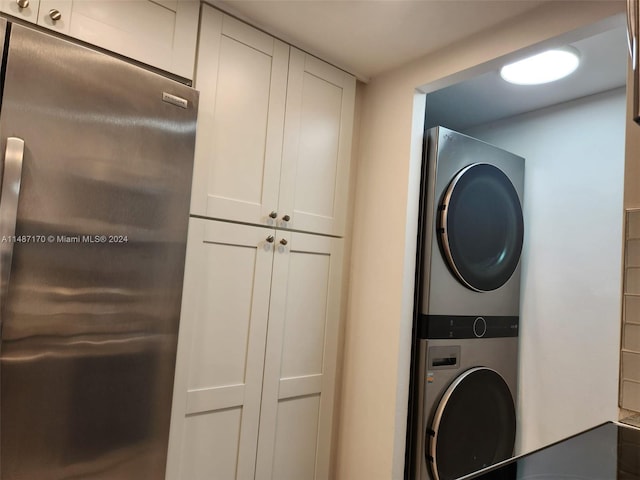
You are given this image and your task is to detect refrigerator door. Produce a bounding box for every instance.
[0,24,197,479]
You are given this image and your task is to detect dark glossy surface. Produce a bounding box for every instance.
[431,369,516,480]
[439,163,524,292]
[466,422,638,480]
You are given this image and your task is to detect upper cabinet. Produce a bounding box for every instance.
[67,1,198,79]
[0,0,199,79]
[37,0,71,35]
[191,6,289,231]
[1,0,40,25]
[191,5,356,237]
[277,49,355,237]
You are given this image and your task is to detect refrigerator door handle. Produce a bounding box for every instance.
[628,0,640,123]
[629,0,636,62]
[0,137,25,313]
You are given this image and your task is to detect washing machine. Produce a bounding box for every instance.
[412,127,524,480]
[414,335,518,480]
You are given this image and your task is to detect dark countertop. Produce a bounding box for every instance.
[464,422,640,480]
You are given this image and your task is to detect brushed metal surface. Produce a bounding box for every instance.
[628,0,635,60]
[0,23,197,480]
[0,138,25,323]
[48,8,61,21]
[420,126,525,317]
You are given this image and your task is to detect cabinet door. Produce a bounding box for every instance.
[37,0,71,34]
[191,6,289,227]
[0,0,40,24]
[167,218,275,480]
[256,232,344,480]
[278,49,355,236]
[67,0,198,79]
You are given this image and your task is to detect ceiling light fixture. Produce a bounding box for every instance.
[500,47,580,85]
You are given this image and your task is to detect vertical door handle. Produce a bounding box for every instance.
[628,0,638,68]
[629,0,640,123]
[0,138,25,323]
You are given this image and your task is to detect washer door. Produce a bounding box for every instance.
[428,367,516,480]
[439,163,524,292]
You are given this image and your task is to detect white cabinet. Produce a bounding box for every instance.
[190,6,289,230]
[277,48,355,237]
[67,0,199,79]
[37,0,71,34]
[1,0,71,35]
[191,5,355,237]
[167,218,344,480]
[167,5,355,480]
[255,232,343,480]
[0,0,199,79]
[167,219,273,480]
[1,0,40,25]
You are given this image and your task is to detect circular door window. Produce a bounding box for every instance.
[439,163,524,292]
[428,367,516,480]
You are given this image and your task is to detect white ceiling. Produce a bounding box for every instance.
[214,0,549,80]
[425,25,628,131]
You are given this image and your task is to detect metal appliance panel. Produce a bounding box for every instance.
[0,24,198,479]
[421,127,525,317]
[414,337,519,480]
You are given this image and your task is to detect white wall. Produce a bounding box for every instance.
[336,3,625,479]
[465,88,625,454]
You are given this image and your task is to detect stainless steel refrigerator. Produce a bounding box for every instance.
[0,19,198,479]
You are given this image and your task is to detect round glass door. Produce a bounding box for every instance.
[439,163,524,292]
[428,367,516,480]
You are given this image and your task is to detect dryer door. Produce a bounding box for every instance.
[439,163,524,292]
[428,367,516,480]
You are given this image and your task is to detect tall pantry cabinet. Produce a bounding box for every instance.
[167,4,356,480]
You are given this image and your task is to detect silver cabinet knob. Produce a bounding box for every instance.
[282,214,291,222]
[16,0,29,9]
[279,238,288,246]
[49,8,61,21]
[266,235,274,243]
[269,211,278,219]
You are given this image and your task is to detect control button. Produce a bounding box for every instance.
[473,316,487,337]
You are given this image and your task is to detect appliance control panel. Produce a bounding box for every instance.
[419,314,518,339]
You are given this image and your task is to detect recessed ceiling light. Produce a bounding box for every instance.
[500,47,580,85]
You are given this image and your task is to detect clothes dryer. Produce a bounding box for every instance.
[420,126,525,323]
[411,127,524,480]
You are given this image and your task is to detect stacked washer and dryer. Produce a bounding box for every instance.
[413,127,525,480]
